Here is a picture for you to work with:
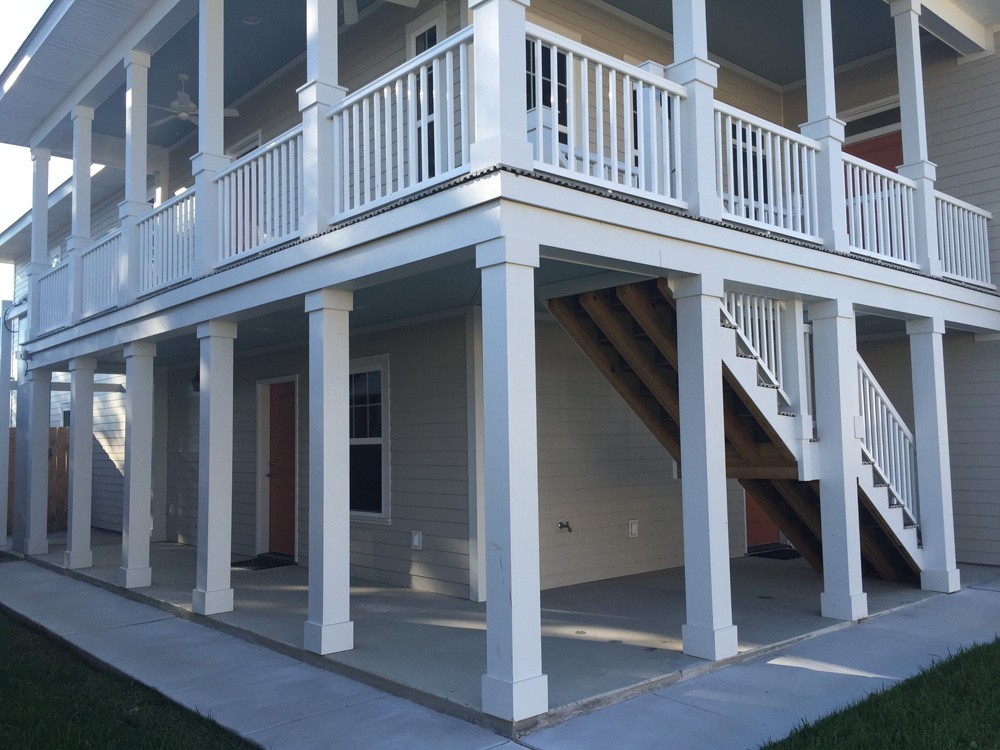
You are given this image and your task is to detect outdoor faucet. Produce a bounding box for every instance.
[558,521,573,533]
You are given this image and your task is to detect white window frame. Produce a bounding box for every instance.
[226,130,263,161]
[349,354,391,523]
[405,3,447,59]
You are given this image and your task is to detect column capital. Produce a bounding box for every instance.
[68,356,98,373]
[476,237,539,270]
[304,287,354,313]
[124,341,156,359]
[889,0,920,17]
[72,105,95,122]
[126,49,151,69]
[30,147,51,163]
[24,368,52,384]
[197,320,238,340]
[191,152,230,175]
[898,160,937,183]
[666,57,718,88]
[800,117,846,142]
[670,273,724,300]
[906,316,946,336]
[808,298,853,321]
[297,80,347,111]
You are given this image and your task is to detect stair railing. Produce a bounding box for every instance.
[856,356,919,526]
[720,291,792,410]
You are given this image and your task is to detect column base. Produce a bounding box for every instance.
[303,620,354,655]
[481,672,548,722]
[64,549,93,569]
[118,566,151,589]
[821,590,868,621]
[682,623,739,661]
[23,538,49,556]
[192,587,234,615]
[921,568,961,593]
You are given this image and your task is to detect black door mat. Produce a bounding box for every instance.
[232,553,296,571]
[750,547,802,561]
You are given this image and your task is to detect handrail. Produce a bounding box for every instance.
[935,190,993,220]
[715,101,820,150]
[842,153,916,189]
[141,187,193,220]
[214,125,303,183]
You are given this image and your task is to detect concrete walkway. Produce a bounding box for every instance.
[1,558,998,749]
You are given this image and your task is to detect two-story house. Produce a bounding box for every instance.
[0,0,997,728]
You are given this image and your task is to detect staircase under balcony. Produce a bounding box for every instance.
[546,279,922,584]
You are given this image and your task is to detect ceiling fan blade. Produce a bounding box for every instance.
[343,0,359,25]
[190,114,199,126]
[150,114,179,128]
[383,0,419,6]
[149,104,178,114]
[223,108,239,118]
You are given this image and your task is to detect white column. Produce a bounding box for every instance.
[70,106,95,250]
[466,306,487,602]
[298,0,346,236]
[891,0,941,275]
[119,50,150,304]
[780,299,819,480]
[303,288,354,654]
[65,357,96,569]
[469,0,533,172]
[667,0,721,220]
[672,274,739,661]
[151,367,169,542]
[800,0,849,251]
[192,320,237,615]
[0,300,11,550]
[809,299,867,621]
[18,369,51,555]
[193,0,230,275]
[907,317,960,593]
[119,342,155,588]
[477,237,548,722]
[27,148,51,336]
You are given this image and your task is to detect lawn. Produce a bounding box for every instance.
[0,611,256,750]
[761,637,1000,750]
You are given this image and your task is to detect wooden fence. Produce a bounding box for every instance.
[6,427,69,534]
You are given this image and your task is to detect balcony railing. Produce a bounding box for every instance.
[35,261,71,333]
[137,190,196,295]
[526,24,685,206]
[843,154,917,266]
[216,125,304,264]
[329,26,473,221]
[79,229,122,317]
[936,192,992,286]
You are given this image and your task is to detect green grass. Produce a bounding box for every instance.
[0,611,256,750]
[761,637,1000,750]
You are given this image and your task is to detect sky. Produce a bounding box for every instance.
[0,0,71,300]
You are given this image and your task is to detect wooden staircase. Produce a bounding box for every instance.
[545,279,920,584]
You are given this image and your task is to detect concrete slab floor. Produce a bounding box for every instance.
[26,530,997,723]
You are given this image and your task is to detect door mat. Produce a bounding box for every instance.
[750,547,802,561]
[232,553,296,571]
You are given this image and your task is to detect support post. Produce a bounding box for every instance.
[16,369,51,555]
[119,342,155,588]
[891,0,941,276]
[303,288,355,654]
[800,0,849,251]
[809,299,867,621]
[667,0,721,220]
[0,300,10,550]
[477,237,548,722]
[780,299,818,479]
[907,317,960,592]
[469,0,533,172]
[65,356,96,569]
[151,367,169,542]
[466,306,487,602]
[672,274,739,660]
[298,0,346,235]
[27,148,51,336]
[120,50,150,305]
[69,106,95,323]
[192,320,237,614]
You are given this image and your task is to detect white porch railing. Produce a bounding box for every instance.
[79,229,122,317]
[857,356,919,526]
[843,154,917,266]
[216,126,304,265]
[715,103,820,241]
[936,192,993,286]
[35,261,71,333]
[329,26,473,221]
[137,191,196,295]
[525,24,685,206]
[722,291,785,390]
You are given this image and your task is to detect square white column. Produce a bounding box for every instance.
[809,299,868,621]
[151,367,169,542]
[477,237,548,722]
[0,300,12,550]
[16,369,51,555]
[193,320,237,615]
[303,288,355,655]
[65,357,96,570]
[119,50,151,305]
[119,342,155,588]
[907,317,960,593]
[672,274,739,661]
[27,149,50,336]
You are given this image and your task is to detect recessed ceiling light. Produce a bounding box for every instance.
[242,15,260,26]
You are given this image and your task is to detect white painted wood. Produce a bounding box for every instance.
[907,317,960,592]
[119,341,155,589]
[477,237,548,722]
[65,357,96,569]
[192,320,237,614]
[17,370,51,555]
[151,367,168,542]
[809,299,867,622]
[69,106,94,251]
[0,301,10,550]
[465,307,486,602]
[30,148,50,268]
[303,288,354,655]
[672,274,738,661]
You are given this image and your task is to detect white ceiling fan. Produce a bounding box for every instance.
[150,73,239,128]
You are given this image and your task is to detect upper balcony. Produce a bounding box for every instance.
[3,0,996,340]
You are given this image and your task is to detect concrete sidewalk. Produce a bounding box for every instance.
[1,558,998,750]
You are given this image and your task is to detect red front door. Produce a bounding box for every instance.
[268,381,296,556]
[745,492,781,549]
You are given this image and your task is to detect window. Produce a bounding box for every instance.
[526,42,569,155]
[406,5,447,181]
[350,356,390,518]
